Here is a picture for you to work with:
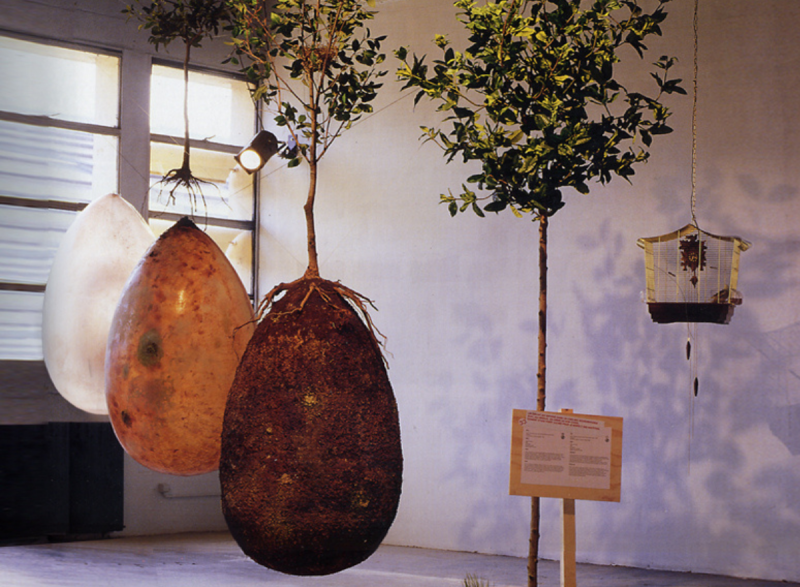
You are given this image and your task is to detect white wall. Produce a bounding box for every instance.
[5,0,800,581]
[258,0,800,582]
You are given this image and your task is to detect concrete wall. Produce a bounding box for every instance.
[4,0,800,581]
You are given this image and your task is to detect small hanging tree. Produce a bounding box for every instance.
[124,0,231,208]
[396,1,683,585]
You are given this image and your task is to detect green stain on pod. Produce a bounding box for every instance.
[137,329,163,367]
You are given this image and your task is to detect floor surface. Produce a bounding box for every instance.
[0,532,797,587]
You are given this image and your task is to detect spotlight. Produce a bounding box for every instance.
[235,130,279,174]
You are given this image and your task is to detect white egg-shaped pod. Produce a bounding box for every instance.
[224,230,252,291]
[42,193,155,415]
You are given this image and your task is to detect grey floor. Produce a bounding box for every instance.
[0,532,796,587]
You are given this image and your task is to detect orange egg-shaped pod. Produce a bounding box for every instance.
[106,217,255,475]
[43,193,155,415]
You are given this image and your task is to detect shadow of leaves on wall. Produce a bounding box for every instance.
[563,215,800,580]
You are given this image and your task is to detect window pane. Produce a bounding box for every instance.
[0,35,119,127]
[150,64,254,146]
[0,206,75,285]
[0,36,120,362]
[149,63,256,300]
[0,120,118,204]
[0,291,43,360]
[149,218,253,295]
[149,141,253,221]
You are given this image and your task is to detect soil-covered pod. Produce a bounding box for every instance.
[43,193,155,415]
[220,277,402,576]
[106,217,255,476]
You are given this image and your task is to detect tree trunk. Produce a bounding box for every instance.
[181,40,192,170]
[528,213,548,587]
[304,87,320,278]
[304,161,319,278]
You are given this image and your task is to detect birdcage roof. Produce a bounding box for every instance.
[636,223,751,251]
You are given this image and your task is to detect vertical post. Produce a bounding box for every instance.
[119,50,152,218]
[561,498,577,587]
[559,408,576,587]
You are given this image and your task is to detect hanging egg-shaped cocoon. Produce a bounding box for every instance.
[220,277,402,576]
[224,230,252,291]
[43,193,155,415]
[106,217,255,475]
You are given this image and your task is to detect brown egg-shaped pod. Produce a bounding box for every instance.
[105,217,255,475]
[220,277,402,575]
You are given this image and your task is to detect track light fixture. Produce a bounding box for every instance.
[235,130,279,174]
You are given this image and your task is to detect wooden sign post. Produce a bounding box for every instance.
[510,408,623,587]
[561,497,576,587]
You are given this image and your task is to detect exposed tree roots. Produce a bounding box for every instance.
[256,276,387,364]
[152,161,216,219]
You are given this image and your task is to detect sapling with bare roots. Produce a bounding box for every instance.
[219,0,402,576]
[124,0,231,211]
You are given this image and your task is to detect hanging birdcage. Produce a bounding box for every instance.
[637,224,750,324]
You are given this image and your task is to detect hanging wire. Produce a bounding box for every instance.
[688,0,701,389]
[687,0,701,472]
[687,323,697,470]
[690,0,699,228]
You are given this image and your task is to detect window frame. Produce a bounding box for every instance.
[0,33,260,365]
[147,57,260,299]
[0,32,123,298]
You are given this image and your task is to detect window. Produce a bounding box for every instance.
[0,35,119,360]
[148,63,257,294]
[0,36,257,361]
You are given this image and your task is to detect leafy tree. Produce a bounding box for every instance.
[396,1,684,585]
[123,0,232,208]
[227,0,387,280]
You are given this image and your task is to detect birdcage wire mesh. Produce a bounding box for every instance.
[638,224,750,324]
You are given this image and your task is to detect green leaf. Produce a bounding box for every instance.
[508,129,525,144]
[483,200,507,213]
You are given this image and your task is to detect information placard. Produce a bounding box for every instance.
[509,409,623,502]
